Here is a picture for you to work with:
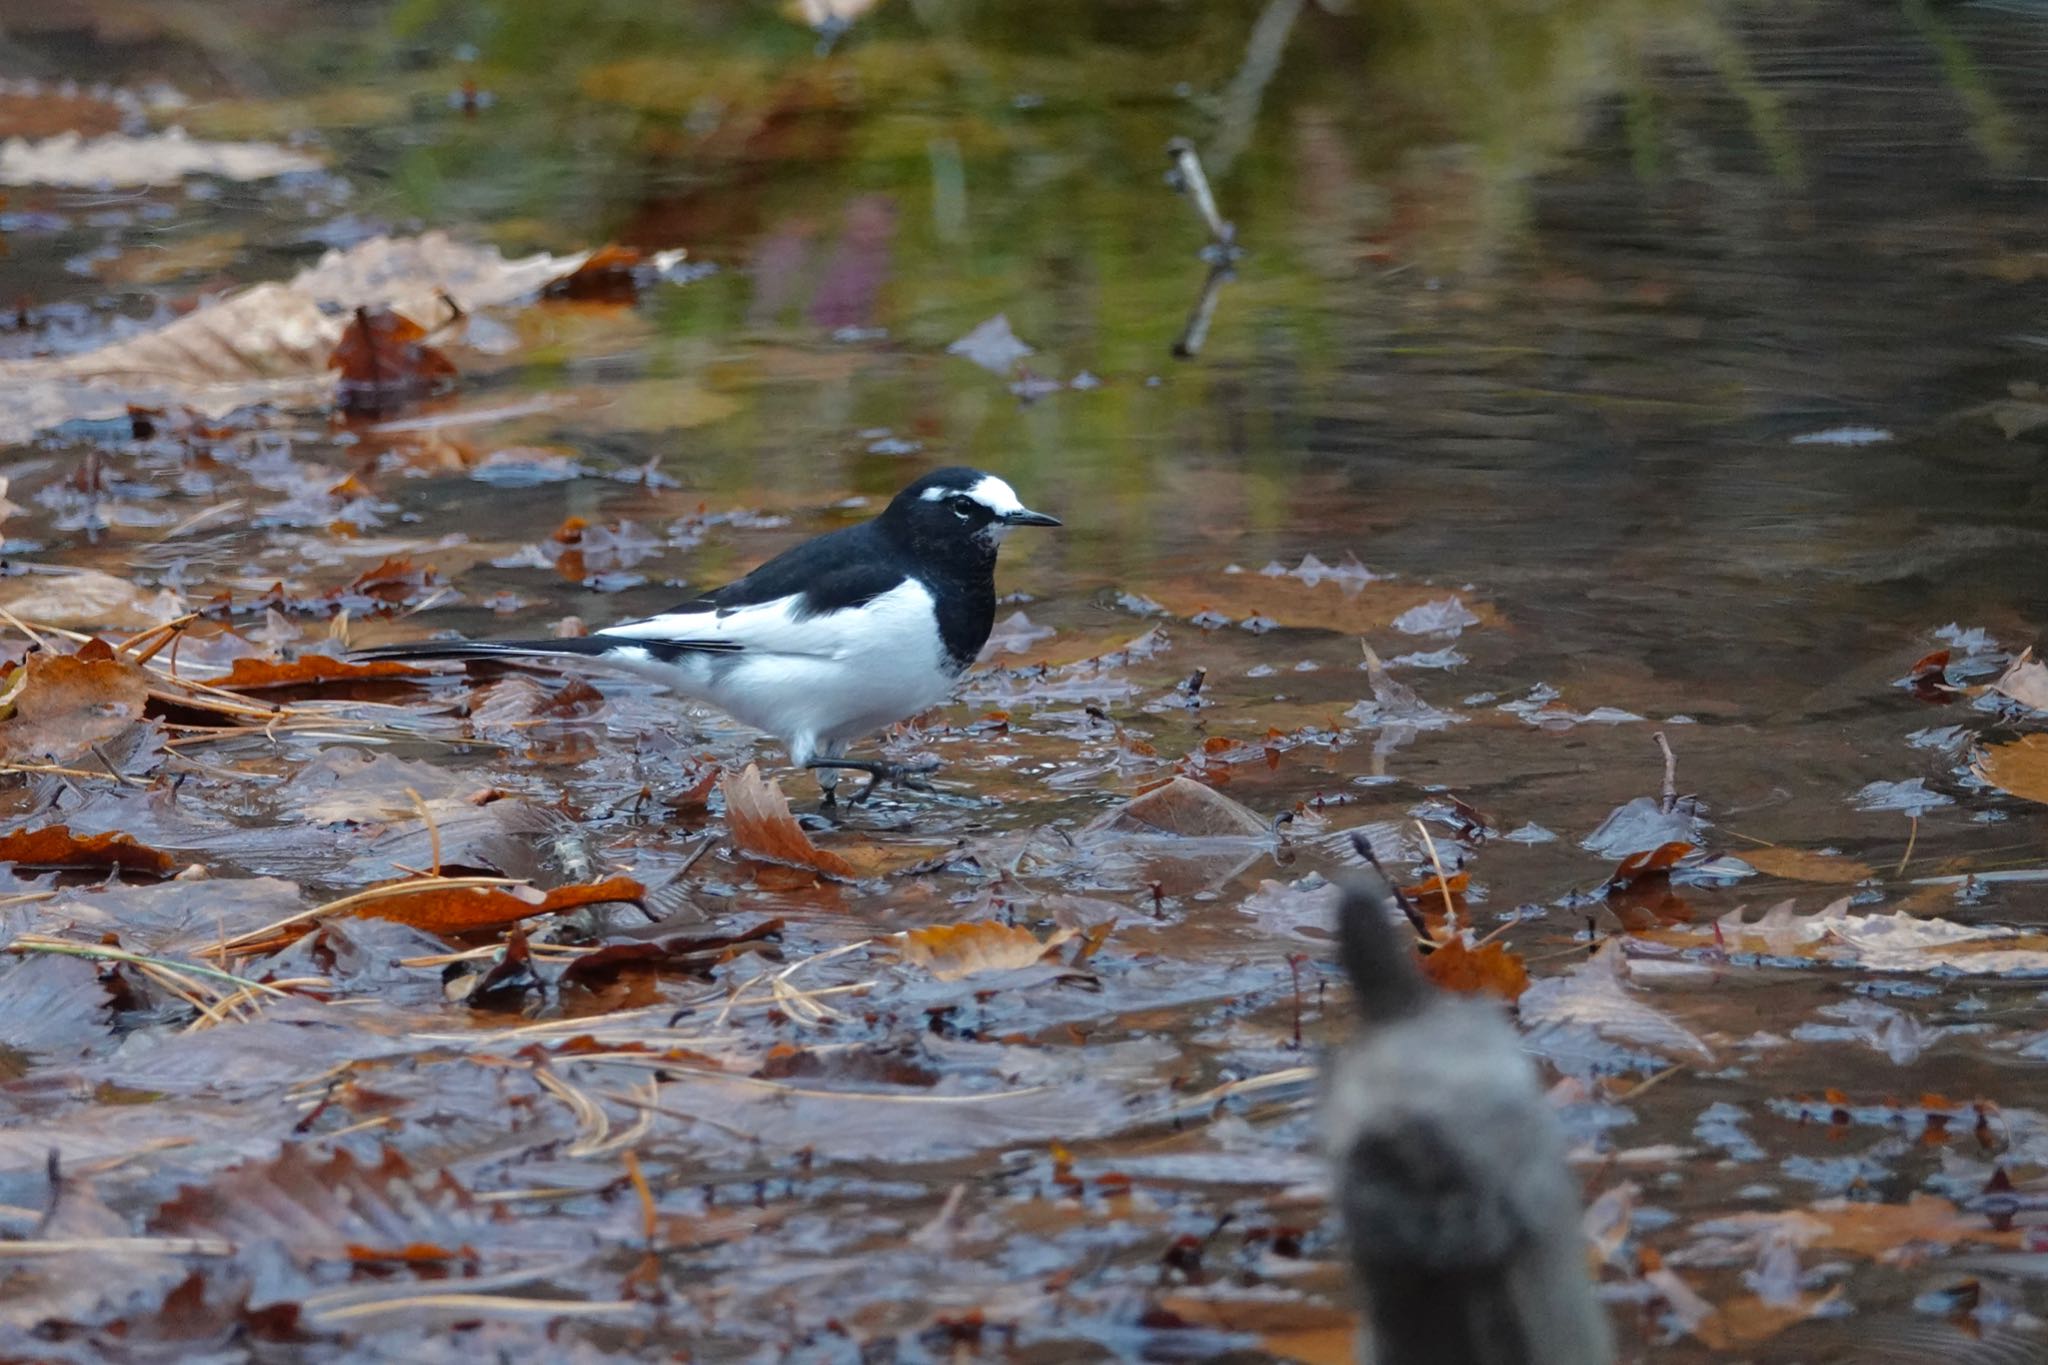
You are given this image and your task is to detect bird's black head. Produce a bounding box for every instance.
[879,466,1060,574]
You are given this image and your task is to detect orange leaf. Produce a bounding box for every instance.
[543,244,649,303]
[218,654,428,691]
[720,764,859,879]
[1608,841,1695,889]
[1976,734,2048,806]
[0,649,150,763]
[346,875,644,937]
[0,824,176,876]
[895,920,1078,980]
[327,305,456,416]
[1418,937,1529,1002]
[1739,846,1873,884]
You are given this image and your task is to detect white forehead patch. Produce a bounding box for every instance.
[920,475,1026,517]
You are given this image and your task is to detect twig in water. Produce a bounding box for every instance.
[1654,730,1679,812]
[1415,822,1459,940]
[1898,816,1919,876]
[1164,138,1236,250]
[1171,263,1234,360]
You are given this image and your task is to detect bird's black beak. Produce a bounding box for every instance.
[1002,508,1062,528]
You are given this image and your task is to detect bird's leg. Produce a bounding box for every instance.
[805,756,941,805]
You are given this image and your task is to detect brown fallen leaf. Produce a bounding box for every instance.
[1085,776,1267,839]
[0,647,150,763]
[542,244,649,303]
[560,919,785,987]
[1693,1287,1842,1351]
[0,824,176,876]
[893,920,1079,980]
[1607,841,1695,889]
[720,764,859,879]
[1739,846,1874,884]
[344,875,645,938]
[1977,734,2048,806]
[217,653,428,691]
[328,305,457,416]
[151,1144,491,1261]
[1418,936,1530,1002]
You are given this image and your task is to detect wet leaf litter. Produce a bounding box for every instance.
[0,5,2046,1363]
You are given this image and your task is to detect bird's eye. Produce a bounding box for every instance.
[949,496,975,520]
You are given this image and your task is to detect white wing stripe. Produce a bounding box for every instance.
[595,580,939,662]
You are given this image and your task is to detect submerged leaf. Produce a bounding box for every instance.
[0,648,150,763]
[217,653,428,691]
[0,824,176,876]
[1085,776,1266,839]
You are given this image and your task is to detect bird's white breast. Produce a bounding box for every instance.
[595,579,955,755]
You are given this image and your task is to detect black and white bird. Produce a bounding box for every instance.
[355,467,1059,804]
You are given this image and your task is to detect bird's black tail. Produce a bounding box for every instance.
[352,638,628,665]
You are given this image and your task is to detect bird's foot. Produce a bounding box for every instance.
[806,756,941,805]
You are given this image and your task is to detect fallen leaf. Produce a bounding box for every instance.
[0,824,176,876]
[1738,846,1873,884]
[216,653,428,691]
[0,569,178,629]
[0,233,603,446]
[1136,573,1496,637]
[151,1144,490,1261]
[0,648,150,763]
[1418,936,1530,1002]
[1977,734,2048,806]
[720,764,859,879]
[1988,649,2048,712]
[0,127,321,187]
[894,920,1079,980]
[542,244,650,303]
[561,919,785,987]
[1607,841,1695,889]
[1085,776,1267,839]
[1520,940,1712,1059]
[328,306,457,415]
[345,876,645,937]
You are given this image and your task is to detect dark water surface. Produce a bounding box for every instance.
[4,0,2048,1359]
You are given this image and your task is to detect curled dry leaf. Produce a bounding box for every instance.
[542,244,651,303]
[216,653,428,692]
[1607,840,1695,889]
[1418,936,1530,1002]
[1976,734,2048,806]
[0,647,150,763]
[1987,648,2048,713]
[720,763,859,879]
[0,824,176,876]
[894,920,1079,981]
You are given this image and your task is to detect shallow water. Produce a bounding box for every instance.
[3,0,2048,1359]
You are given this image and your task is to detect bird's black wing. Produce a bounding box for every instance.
[669,522,898,620]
